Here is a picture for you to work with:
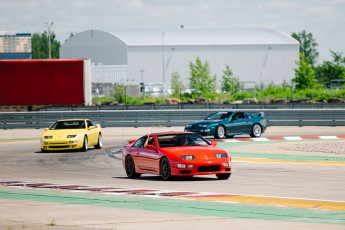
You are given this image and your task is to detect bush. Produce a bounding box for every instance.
[92,82,345,105]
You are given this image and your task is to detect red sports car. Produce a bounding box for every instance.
[122,131,231,180]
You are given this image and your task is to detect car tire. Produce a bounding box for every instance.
[160,157,172,181]
[216,173,231,180]
[94,134,102,149]
[250,124,262,138]
[125,155,141,178]
[41,148,47,153]
[81,136,88,152]
[214,125,226,139]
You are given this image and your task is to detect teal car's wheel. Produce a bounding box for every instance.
[216,173,231,180]
[250,124,262,138]
[81,136,88,152]
[125,155,141,178]
[160,157,172,181]
[214,125,226,139]
[94,134,102,149]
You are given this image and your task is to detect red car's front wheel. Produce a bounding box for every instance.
[160,157,172,181]
[216,173,231,180]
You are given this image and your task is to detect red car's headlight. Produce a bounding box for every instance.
[180,155,196,160]
[215,153,227,159]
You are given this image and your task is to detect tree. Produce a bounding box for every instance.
[32,31,60,59]
[221,65,240,94]
[188,57,216,97]
[292,30,319,67]
[315,50,345,87]
[113,84,126,103]
[293,53,317,90]
[170,71,185,98]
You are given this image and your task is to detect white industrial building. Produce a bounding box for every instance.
[60,29,299,96]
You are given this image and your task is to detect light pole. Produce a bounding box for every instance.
[45,22,53,59]
[161,32,165,95]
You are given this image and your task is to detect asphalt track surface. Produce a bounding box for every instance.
[0,126,344,230]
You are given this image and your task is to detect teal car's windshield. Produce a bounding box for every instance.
[50,121,85,130]
[205,112,233,120]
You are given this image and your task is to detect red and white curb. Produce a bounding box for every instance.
[218,135,345,142]
[0,180,208,197]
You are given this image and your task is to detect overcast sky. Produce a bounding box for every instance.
[1,0,344,63]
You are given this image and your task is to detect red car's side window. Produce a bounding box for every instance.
[133,136,147,148]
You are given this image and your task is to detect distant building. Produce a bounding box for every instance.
[0,32,32,59]
[60,29,299,95]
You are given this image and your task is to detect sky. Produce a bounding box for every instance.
[1,0,344,63]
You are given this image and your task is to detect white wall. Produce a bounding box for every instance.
[127,44,299,89]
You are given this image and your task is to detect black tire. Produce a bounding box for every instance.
[125,155,141,178]
[216,173,231,180]
[81,136,88,152]
[214,125,226,139]
[160,157,172,181]
[250,124,262,138]
[41,148,47,153]
[94,134,102,149]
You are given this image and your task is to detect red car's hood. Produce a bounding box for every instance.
[160,146,228,158]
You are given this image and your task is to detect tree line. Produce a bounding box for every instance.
[31,30,345,104]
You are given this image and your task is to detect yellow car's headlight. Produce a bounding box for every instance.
[67,135,77,138]
[44,136,53,139]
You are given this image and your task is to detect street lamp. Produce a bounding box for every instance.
[161,32,165,95]
[45,21,53,59]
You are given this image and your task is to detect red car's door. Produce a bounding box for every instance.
[138,135,161,173]
[130,136,148,169]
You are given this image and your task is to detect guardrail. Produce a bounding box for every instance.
[40,103,345,111]
[1,109,344,129]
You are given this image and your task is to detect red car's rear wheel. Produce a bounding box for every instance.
[125,155,141,178]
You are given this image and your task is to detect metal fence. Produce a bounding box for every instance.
[40,103,345,111]
[1,108,344,129]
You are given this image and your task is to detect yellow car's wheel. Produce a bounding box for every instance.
[81,136,88,152]
[94,134,102,149]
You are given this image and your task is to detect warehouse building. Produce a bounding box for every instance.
[0,32,32,59]
[60,29,299,96]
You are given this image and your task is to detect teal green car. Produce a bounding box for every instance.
[184,111,268,139]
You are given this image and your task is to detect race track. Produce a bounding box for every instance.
[0,126,344,229]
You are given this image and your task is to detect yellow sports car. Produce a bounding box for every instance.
[40,119,102,152]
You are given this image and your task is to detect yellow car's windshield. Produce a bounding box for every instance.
[50,121,85,130]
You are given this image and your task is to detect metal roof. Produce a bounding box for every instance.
[106,29,298,46]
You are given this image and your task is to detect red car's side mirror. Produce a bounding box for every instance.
[146,144,156,150]
[210,141,217,146]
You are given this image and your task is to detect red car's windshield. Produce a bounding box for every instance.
[157,133,210,148]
